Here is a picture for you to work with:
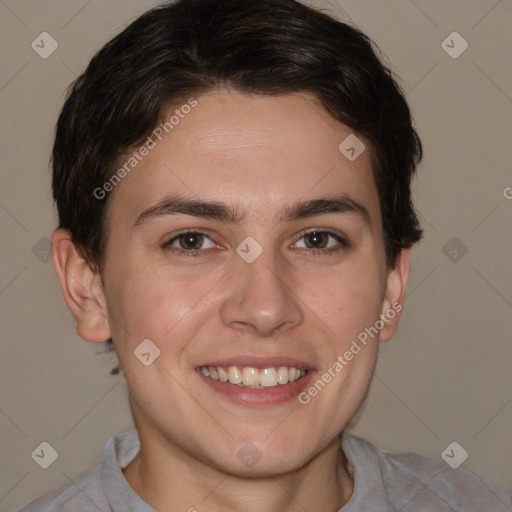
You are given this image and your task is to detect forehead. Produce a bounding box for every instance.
[109,89,381,229]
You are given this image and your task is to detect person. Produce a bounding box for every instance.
[19,0,511,510]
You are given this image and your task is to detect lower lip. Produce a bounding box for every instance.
[197,370,315,406]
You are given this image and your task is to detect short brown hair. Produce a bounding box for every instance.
[52,0,423,273]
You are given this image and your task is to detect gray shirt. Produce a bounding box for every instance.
[19,428,511,511]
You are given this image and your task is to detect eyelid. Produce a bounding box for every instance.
[166,228,213,240]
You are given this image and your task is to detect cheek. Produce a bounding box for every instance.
[318,262,385,341]
[106,261,214,349]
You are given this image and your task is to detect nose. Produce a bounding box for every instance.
[219,246,304,337]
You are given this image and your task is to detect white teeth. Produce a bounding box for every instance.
[199,365,307,387]
[217,367,229,382]
[260,367,277,387]
[228,366,242,384]
[277,366,289,385]
[242,367,259,386]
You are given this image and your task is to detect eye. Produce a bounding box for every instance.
[162,229,348,258]
[293,230,348,254]
[163,230,216,255]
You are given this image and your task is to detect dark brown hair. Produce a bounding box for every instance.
[52,0,423,272]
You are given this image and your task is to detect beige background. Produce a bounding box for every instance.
[1,0,511,510]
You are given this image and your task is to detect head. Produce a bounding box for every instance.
[52,0,422,476]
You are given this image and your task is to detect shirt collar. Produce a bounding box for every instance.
[100,428,156,512]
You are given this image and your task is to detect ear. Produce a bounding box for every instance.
[51,229,111,343]
[379,249,410,343]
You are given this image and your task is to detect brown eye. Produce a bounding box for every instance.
[177,232,205,250]
[303,231,329,249]
[293,230,349,255]
[163,231,216,255]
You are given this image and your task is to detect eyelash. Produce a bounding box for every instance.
[162,229,349,258]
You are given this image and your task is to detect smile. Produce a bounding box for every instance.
[199,365,308,388]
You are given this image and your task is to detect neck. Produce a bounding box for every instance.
[122,428,354,512]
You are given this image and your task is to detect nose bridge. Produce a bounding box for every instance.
[241,245,286,297]
[219,238,303,336]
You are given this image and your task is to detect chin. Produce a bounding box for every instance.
[213,451,306,478]
[200,436,314,477]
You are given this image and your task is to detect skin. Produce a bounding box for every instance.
[52,88,410,512]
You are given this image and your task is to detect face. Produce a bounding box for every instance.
[80,89,407,475]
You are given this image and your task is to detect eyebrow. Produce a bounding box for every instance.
[133,194,371,227]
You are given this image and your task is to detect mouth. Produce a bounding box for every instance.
[195,358,315,406]
[198,365,308,388]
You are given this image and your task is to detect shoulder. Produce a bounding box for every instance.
[17,465,107,512]
[342,433,512,511]
[18,429,141,512]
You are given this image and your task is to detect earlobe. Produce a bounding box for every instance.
[379,249,410,343]
[51,229,111,343]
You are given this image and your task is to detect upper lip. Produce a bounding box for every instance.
[197,355,314,371]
